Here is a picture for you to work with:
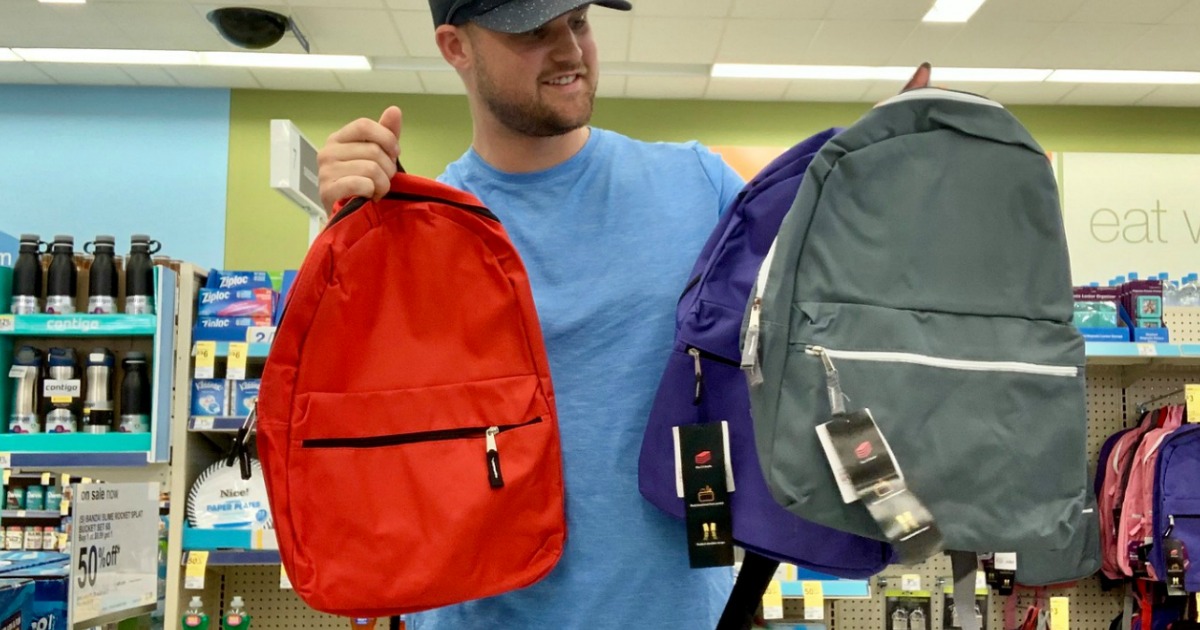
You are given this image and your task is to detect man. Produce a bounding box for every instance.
[317,1,931,626]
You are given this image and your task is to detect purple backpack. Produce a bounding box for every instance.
[638,128,891,578]
[1152,423,1200,589]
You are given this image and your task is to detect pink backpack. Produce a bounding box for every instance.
[1099,410,1159,579]
[1117,405,1184,578]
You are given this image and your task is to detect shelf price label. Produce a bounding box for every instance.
[71,483,159,627]
[1050,596,1069,630]
[0,315,13,333]
[247,326,276,345]
[761,579,782,620]
[802,580,824,620]
[0,453,10,470]
[280,565,293,590]
[195,341,217,379]
[185,551,209,590]
[227,343,249,380]
[1187,384,1199,424]
[1137,343,1158,357]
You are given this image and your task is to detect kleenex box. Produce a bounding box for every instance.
[191,380,228,417]
[232,380,260,417]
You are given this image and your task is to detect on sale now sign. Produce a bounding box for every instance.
[70,483,159,628]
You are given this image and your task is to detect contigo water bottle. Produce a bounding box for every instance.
[83,348,116,433]
[45,235,78,315]
[125,234,160,315]
[10,234,44,315]
[86,235,119,314]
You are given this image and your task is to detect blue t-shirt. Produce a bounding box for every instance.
[409,128,744,629]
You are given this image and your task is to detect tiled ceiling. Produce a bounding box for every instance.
[1,0,1200,105]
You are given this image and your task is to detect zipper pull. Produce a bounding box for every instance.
[741,297,763,386]
[689,347,704,405]
[807,346,846,416]
[1166,514,1175,538]
[485,427,504,489]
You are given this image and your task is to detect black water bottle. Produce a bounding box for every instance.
[118,352,151,433]
[44,235,77,315]
[125,235,159,315]
[85,235,118,315]
[10,234,43,315]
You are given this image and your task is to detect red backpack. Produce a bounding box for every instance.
[256,173,566,617]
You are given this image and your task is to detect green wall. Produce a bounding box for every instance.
[226,89,1200,270]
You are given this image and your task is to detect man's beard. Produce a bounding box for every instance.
[474,54,595,137]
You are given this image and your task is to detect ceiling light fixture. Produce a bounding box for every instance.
[9,47,370,70]
[200,51,370,70]
[922,0,988,23]
[38,0,88,4]
[0,48,20,62]
[13,48,200,65]
[711,64,1049,82]
[1047,69,1200,85]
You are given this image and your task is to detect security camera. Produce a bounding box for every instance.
[207,7,310,53]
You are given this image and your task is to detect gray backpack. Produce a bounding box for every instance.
[742,89,1099,593]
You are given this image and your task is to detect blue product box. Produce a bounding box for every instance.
[0,578,33,630]
[192,316,273,342]
[1133,327,1170,343]
[205,270,274,291]
[0,562,67,630]
[198,288,277,318]
[232,380,260,417]
[276,269,298,326]
[191,379,229,417]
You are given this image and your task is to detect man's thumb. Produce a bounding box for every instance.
[379,106,402,139]
[902,62,932,93]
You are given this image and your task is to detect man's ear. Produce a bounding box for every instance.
[435,24,472,71]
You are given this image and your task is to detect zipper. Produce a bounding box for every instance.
[678,273,702,301]
[686,346,741,406]
[302,417,542,488]
[740,238,778,383]
[804,346,1078,378]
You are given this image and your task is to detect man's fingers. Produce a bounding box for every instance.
[327,117,400,162]
[319,160,396,212]
[320,141,395,180]
[902,62,932,93]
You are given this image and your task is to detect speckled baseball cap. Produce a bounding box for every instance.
[430,0,632,34]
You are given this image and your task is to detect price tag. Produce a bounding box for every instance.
[7,366,28,379]
[71,483,160,626]
[761,579,783,620]
[41,473,50,486]
[1137,343,1158,357]
[16,510,25,518]
[994,552,1018,571]
[247,326,276,345]
[61,473,71,487]
[194,341,216,379]
[59,499,70,516]
[227,342,248,380]
[1187,385,1199,424]
[976,570,987,591]
[0,453,10,470]
[192,417,215,431]
[1050,596,1069,630]
[184,551,209,590]
[2,470,9,485]
[0,315,13,332]
[280,565,293,590]
[901,573,921,592]
[802,580,824,620]
[252,527,278,550]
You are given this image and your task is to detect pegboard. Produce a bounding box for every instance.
[213,565,360,629]
[1165,307,1200,343]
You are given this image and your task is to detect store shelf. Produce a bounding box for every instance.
[780,579,871,599]
[1,509,62,520]
[1085,341,1200,365]
[183,526,279,565]
[188,416,246,432]
[0,313,157,337]
[193,342,271,358]
[0,433,154,467]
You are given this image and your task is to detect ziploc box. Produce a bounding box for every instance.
[0,578,33,630]
[232,379,260,417]
[206,270,273,291]
[0,561,67,630]
[192,316,273,342]
[192,379,229,417]
[198,288,277,318]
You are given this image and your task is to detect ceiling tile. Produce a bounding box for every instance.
[715,19,822,64]
[628,17,725,64]
[165,66,261,88]
[1021,22,1150,68]
[729,0,832,20]
[984,82,1077,105]
[784,79,872,102]
[0,3,135,49]
[1167,0,1200,23]
[418,70,466,94]
[121,66,179,86]
[887,23,964,66]
[937,20,1059,67]
[804,20,918,65]
[392,10,440,57]
[973,0,1089,21]
[98,2,218,50]
[824,0,935,21]
[0,64,55,85]
[1067,0,1189,23]
[635,0,731,18]
[289,8,404,55]
[704,77,787,101]
[34,64,138,85]
[1135,85,1200,106]
[383,0,426,9]
[1109,24,1200,71]
[594,74,626,97]
[589,14,631,62]
[1055,83,1158,105]
[250,68,345,90]
[287,0,384,9]
[336,68,422,92]
[624,75,709,99]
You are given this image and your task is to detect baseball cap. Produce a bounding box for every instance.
[430,0,632,34]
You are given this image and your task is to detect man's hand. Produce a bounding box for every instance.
[901,62,932,93]
[317,106,403,213]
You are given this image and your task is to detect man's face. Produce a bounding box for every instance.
[465,7,598,137]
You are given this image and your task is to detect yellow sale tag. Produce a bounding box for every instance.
[40,473,49,486]
[802,580,824,620]
[761,579,783,620]
[195,341,216,379]
[2,470,9,485]
[59,499,70,516]
[60,474,70,486]
[280,565,293,590]
[1050,596,1069,630]
[1187,385,1199,424]
[227,343,248,380]
[185,551,209,590]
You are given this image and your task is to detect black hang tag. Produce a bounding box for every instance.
[1165,537,1188,596]
[994,571,1015,596]
[678,423,734,568]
